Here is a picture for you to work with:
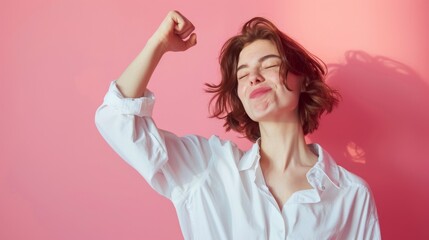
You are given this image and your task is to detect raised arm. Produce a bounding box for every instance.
[95,11,215,199]
[116,10,197,98]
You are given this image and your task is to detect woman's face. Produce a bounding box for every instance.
[236,39,303,123]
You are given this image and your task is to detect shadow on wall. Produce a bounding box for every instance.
[310,51,429,239]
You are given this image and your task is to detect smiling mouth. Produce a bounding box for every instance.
[250,87,272,99]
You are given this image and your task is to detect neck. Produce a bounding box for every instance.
[259,120,317,173]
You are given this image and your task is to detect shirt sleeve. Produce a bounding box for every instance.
[364,190,382,240]
[94,81,217,200]
[341,184,382,240]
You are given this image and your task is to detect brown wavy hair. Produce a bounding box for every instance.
[206,17,340,142]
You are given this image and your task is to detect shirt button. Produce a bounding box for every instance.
[321,185,326,191]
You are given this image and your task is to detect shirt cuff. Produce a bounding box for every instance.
[103,80,155,117]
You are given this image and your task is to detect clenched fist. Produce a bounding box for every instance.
[152,10,197,53]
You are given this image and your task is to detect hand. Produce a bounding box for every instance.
[152,10,197,53]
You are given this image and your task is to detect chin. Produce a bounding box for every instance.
[248,109,275,122]
[249,105,299,123]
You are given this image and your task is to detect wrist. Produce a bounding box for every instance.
[147,34,168,56]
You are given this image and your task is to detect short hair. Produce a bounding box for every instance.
[206,17,340,142]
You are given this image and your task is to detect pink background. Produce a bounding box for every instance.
[1,0,428,239]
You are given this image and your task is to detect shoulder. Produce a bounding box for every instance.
[202,135,239,151]
[313,143,371,192]
[189,134,244,161]
[336,165,379,213]
[337,166,371,192]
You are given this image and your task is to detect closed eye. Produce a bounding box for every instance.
[238,74,249,80]
[264,64,280,69]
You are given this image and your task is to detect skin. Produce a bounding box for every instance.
[116,11,318,211]
[115,10,197,98]
[236,39,301,123]
[237,40,318,210]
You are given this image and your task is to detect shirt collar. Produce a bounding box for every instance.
[238,139,261,171]
[238,141,341,189]
[308,143,341,189]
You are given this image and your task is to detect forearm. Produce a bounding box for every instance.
[116,37,165,98]
[115,11,196,98]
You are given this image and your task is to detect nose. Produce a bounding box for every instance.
[249,70,265,86]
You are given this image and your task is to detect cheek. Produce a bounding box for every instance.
[237,84,246,102]
[236,84,253,114]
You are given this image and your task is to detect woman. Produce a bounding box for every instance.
[95,11,380,239]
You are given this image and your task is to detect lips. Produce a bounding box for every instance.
[249,87,272,99]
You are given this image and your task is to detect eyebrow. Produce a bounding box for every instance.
[237,54,282,72]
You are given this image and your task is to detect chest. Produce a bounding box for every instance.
[262,168,313,209]
[181,167,342,240]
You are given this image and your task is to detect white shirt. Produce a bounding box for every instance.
[95,81,381,240]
